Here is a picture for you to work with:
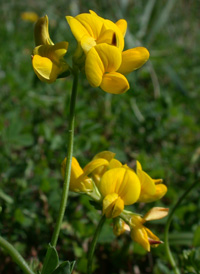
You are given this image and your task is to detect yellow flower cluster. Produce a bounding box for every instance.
[32,11,149,94]
[61,151,168,251]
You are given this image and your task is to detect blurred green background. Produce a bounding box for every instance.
[0,0,200,273]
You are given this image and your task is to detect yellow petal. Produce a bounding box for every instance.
[61,157,83,180]
[143,207,169,222]
[115,19,127,37]
[34,15,53,46]
[89,10,125,51]
[99,168,141,205]
[61,157,93,192]
[137,168,156,202]
[108,159,122,169]
[32,55,58,83]
[83,158,109,176]
[103,194,124,218]
[85,46,104,87]
[80,35,96,53]
[136,160,142,171]
[93,151,116,161]
[52,41,69,59]
[94,44,122,72]
[97,28,116,45]
[131,225,150,252]
[75,13,103,39]
[66,16,90,42]
[100,72,129,94]
[146,228,162,248]
[118,47,150,75]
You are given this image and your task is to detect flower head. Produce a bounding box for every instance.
[130,207,168,251]
[32,15,70,83]
[66,10,124,53]
[66,10,149,94]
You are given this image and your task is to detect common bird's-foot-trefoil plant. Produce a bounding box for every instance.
[0,10,170,274]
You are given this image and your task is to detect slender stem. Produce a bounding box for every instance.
[87,215,106,274]
[0,236,35,274]
[164,180,199,274]
[50,70,79,247]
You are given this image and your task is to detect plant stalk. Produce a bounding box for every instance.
[50,70,79,247]
[87,215,106,274]
[0,236,35,274]
[164,180,199,274]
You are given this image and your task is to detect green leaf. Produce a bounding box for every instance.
[41,244,59,274]
[52,261,76,274]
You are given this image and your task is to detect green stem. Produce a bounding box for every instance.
[87,215,106,274]
[164,180,199,274]
[50,70,79,247]
[0,236,35,274]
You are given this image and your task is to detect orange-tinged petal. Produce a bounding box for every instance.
[115,19,127,37]
[99,168,141,205]
[32,55,58,83]
[118,47,150,75]
[100,72,130,94]
[143,207,169,222]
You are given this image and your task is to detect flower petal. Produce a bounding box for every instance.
[131,225,150,252]
[80,35,96,53]
[101,72,129,94]
[99,168,141,205]
[85,46,104,87]
[143,207,169,222]
[115,19,127,37]
[94,44,122,72]
[34,15,54,46]
[74,13,103,39]
[61,157,93,192]
[118,47,150,75]
[32,55,58,83]
[103,193,124,218]
[66,16,90,42]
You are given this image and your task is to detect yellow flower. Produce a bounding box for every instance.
[66,10,149,94]
[98,167,141,218]
[61,157,93,193]
[136,161,167,203]
[130,207,168,251]
[21,12,39,23]
[85,43,129,94]
[66,10,124,53]
[61,156,109,193]
[91,151,122,187]
[32,15,70,83]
